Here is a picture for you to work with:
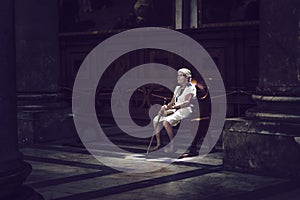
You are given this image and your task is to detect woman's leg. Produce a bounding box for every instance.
[163,120,175,151]
[153,117,162,149]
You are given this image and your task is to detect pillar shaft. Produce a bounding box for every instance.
[257,0,299,95]
[15,0,73,144]
[223,0,300,177]
[0,0,43,199]
[0,0,21,165]
[247,0,300,122]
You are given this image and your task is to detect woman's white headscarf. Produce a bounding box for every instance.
[178,68,192,81]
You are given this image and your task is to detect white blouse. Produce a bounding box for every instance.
[173,83,197,106]
[153,83,197,126]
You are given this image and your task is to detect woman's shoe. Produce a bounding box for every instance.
[178,151,199,159]
[164,146,177,153]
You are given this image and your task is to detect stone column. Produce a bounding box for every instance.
[181,0,198,29]
[15,0,75,144]
[182,0,191,29]
[0,0,43,199]
[223,0,300,177]
[175,0,183,29]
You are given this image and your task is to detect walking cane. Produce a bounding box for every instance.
[146,114,162,155]
[146,98,167,155]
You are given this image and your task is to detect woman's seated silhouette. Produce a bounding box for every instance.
[152,68,197,152]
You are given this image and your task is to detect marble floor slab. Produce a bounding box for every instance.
[20,144,300,200]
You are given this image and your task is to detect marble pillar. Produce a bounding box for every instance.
[0,0,43,199]
[182,0,191,29]
[223,0,300,177]
[15,0,75,144]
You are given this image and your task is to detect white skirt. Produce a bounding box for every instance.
[153,107,192,127]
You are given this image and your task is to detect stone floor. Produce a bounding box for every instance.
[20,142,300,200]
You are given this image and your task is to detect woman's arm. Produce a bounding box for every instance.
[166,96,175,109]
[158,96,175,115]
[158,87,178,115]
[171,93,193,109]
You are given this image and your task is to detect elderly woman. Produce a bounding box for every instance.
[152,68,197,152]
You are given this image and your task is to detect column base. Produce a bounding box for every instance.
[11,186,44,200]
[17,92,76,144]
[18,107,76,144]
[223,119,300,178]
[0,162,43,199]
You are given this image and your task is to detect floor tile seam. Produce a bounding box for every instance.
[173,161,223,168]
[51,167,223,200]
[21,145,147,159]
[24,155,116,171]
[25,157,221,190]
[22,147,223,169]
[20,145,89,154]
[26,170,116,189]
[21,144,220,160]
[24,154,197,173]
